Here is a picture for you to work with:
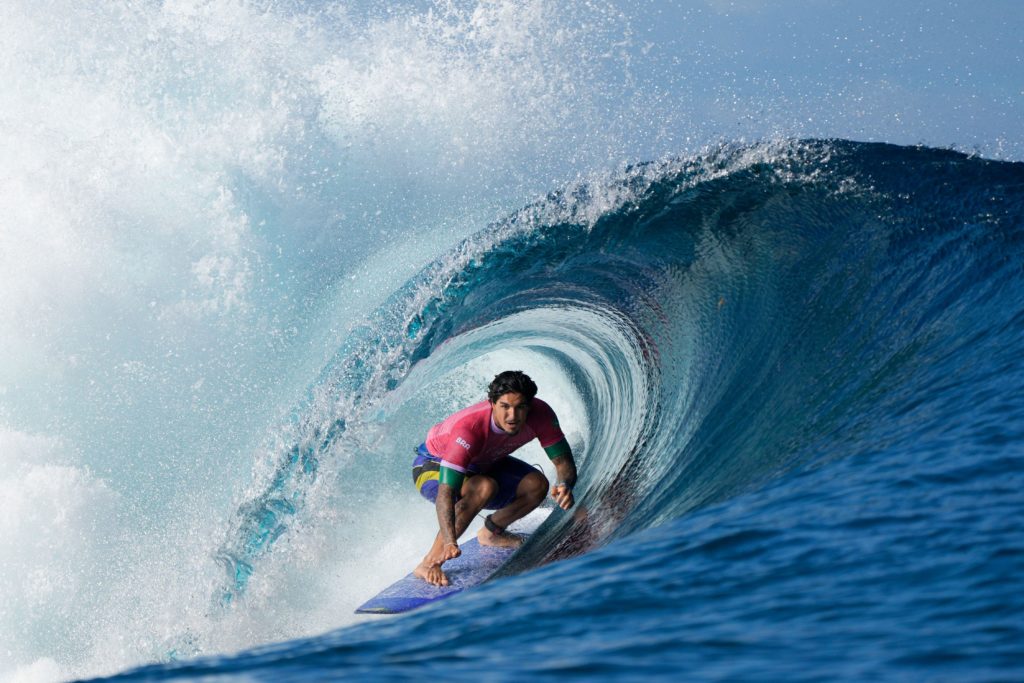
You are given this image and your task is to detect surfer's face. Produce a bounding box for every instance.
[491,392,531,435]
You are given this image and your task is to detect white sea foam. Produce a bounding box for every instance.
[2,658,63,683]
[0,0,646,677]
[0,430,119,679]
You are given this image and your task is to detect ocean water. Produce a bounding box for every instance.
[2,2,1023,682]
[84,139,1024,682]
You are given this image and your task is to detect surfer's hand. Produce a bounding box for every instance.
[551,483,575,510]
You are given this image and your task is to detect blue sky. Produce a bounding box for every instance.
[619,0,1023,159]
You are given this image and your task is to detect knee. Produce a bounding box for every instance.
[478,476,499,501]
[462,476,498,507]
[522,471,549,502]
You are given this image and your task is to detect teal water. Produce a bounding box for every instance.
[4,1,1023,680]
[97,140,1024,681]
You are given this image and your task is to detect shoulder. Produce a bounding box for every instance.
[528,397,560,425]
[530,397,556,415]
[449,400,492,432]
[527,397,565,446]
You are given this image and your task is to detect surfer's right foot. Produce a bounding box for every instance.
[413,562,449,587]
[477,525,523,548]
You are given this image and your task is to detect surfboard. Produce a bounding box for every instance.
[355,537,521,614]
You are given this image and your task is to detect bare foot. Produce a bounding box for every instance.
[477,525,524,548]
[413,562,450,587]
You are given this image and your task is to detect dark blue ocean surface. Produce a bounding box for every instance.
[90,140,1024,681]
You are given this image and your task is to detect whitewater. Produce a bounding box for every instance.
[2,1,1022,682]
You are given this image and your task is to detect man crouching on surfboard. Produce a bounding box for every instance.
[412,370,578,586]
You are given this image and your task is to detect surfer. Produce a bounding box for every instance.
[411,370,578,586]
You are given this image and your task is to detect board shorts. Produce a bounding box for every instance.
[412,443,536,510]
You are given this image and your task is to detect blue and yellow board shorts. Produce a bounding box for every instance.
[412,443,536,510]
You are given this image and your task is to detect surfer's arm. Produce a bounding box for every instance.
[436,466,465,547]
[424,481,461,567]
[547,442,577,510]
[537,403,575,505]
[544,438,576,485]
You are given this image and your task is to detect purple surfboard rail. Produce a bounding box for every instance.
[355,537,522,614]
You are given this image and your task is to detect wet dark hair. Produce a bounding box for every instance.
[487,370,538,403]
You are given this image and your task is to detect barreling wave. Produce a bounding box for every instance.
[212,138,1024,614]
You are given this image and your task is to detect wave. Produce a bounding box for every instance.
[213,138,1024,612]
[85,137,1024,681]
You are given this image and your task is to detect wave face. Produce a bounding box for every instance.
[92,140,1024,681]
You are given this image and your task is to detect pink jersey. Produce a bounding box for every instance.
[425,398,566,474]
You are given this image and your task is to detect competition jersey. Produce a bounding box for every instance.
[425,398,565,474]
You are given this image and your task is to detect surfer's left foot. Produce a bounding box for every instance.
[413,561,450,587]
[477,526,523,548]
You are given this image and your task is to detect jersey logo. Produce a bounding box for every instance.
[456,437,472,450]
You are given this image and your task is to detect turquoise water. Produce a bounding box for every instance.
[99,140,1024,681]
[3,1,1023,681]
